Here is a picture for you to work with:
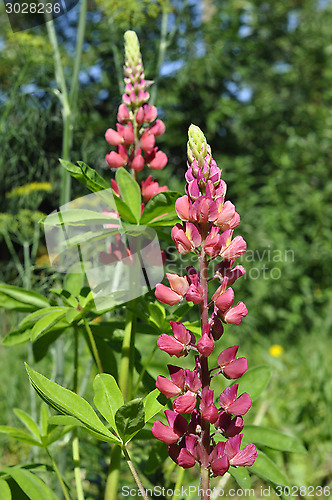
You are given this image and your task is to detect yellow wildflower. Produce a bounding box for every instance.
[269,344,284,358]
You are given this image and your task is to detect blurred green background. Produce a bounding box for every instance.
[0,0,332,497]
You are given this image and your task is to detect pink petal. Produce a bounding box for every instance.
[227,393,252,416]
[155,284,182,306]
[211,456,229,477]
[218,346,238,367]
[223,358,247,379]
[225,434,242,459]
[167,274,189,296]
[177,448,196,468]
[156,376,182,398]
[223,302,248,325]
[157,334,185,357]
[231,444,257,467]
[173,391,197,413]
[215,288,235,312]
[151,421,180,444]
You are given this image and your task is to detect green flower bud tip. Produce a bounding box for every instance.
[188,124,208,166]
[124,30,141,66]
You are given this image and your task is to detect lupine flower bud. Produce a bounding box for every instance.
[105,150,127,168]
[148,150,168,169]
[196,325,214,357]
[131,149,145,171]
[105,128,123,146]
[140,130,155,151]
[141,176,168,202]
[117,103,130,123]
[200,389,219,423]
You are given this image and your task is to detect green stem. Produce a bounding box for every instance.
[3,230,25,282]
[83,318,103,373]
[46,449,71,500]
[122,446,149,500]
[72,329,85,500]
[150,5,169,106]
[119,308,136,401]
[132,344,157,398]
[172,467,185,500]
[104,445,121,500]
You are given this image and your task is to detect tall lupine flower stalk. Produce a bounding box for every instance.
[105,30,168,195]
[153,125,257,499]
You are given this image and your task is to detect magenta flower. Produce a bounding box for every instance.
[157,321,195,358]
[225,434,257,466]
[151,410,188,444]
[219,384,252,415]
[217,346,247,379]
[215,411,244,437]
[200,389,218,423]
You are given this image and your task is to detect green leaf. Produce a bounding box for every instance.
[64,273,84,297]
[93,374,124,431]
[49,289,78,308]
[42,209,119,227]
[143,389,167,423]
[60,159,110,193]
[13,409,41,440]
[0,479,11,500]
[0,284,49,312]
[140,191,181,225]
[0,426,42,447]
[228,466,252,489]
[243,425,306,453]
[3,467,59,500]
[250,449,291,486]
[116,167,141,222]
[30,309,68,342]
[234,365,272,400]
[148,302,167,331]
[115,399,145,444]
[2,327,32,346]
[20,307,66,328]
[25,364,120,443]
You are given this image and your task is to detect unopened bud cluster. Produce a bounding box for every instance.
[152,125,256,480]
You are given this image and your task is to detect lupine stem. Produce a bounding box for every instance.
[72,328,85,500]
[199,252,211,499]
[122,446,150,500]
[46,449,71,500]
[83,318,103,374]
